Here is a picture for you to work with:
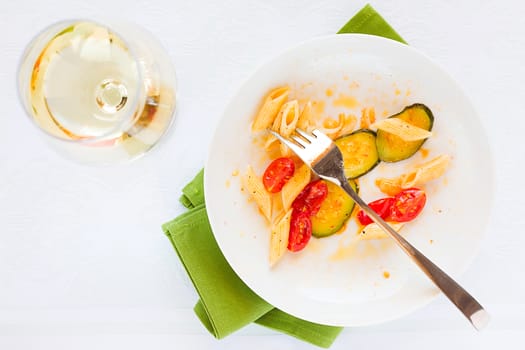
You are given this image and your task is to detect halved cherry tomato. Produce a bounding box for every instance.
[389,188,426,222]
[291,180,328,216]
[262,157,295,193]
[288,211,312,252]
[357,197,396,225]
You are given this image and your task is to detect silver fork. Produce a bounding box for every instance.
[269,128,489,330]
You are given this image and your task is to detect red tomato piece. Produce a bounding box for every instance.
[291,180,328,216]
[262,157,295,193]
[389,188,426,222]
[357,197,396,225]
[287,210,312,252]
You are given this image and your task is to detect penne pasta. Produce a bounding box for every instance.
[319,117,339,137]
[375,154,451,195]
[269,209,292,266]
[339,114,358,137]
[264,133,279,151]
[400,154,451,188]
[374,177,403,196]
[319,113,357,139]
[263,116,282,151]
[277,100,300,157]
[251,86,290,132]
[297,101,313,131]
[278,100,300,137]
[271,104,284,131]
[360,107,376,129]
[281,163,311,211]
[243,166,272,222]
[264,99,299,155]
[271,192,285,224]
[359,222,404,240]
[372,118,433,141]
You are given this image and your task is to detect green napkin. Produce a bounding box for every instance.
[337,3,407,44]
[162,4,406,348]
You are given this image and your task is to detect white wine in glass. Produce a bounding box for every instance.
[18,20,177,164]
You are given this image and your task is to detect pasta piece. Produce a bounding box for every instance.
[263,114,281,150]
[243,166,272,221]
[264,134,278,151]
[319,117,340,137]
[278,100,300,136]
[375,154,451,195]
[297,101,313,131]
[359,222,404,240]
[319,113,357,139]
[277,100,299,156]
[360,107,376,129]
[279,143,293,158]
[281,163,311,211]
[251,86,290,132]
[263,100,299,155]
[271,193,285,224]
[269,209,292,266]
[400,154,451,188]
[338,114,358,137]
[270,105,283,131]
[372,118,433,141]
[374,177,403,196]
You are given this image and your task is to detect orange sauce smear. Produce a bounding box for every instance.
[333,94,359,109]
[419,148,430,158]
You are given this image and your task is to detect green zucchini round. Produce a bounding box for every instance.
[335,129,380,179]
[376,103,434,162]
[311,179,358,238]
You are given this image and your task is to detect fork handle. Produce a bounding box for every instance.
[339,179,489,330]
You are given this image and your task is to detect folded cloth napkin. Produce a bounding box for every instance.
[162,4,406,348]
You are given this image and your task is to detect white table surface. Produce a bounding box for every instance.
[1,0,524,349]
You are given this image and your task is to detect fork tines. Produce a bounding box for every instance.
[292,128,316,148]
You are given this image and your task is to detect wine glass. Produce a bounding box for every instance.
[18,20,177,164]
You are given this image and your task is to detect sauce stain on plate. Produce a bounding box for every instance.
[333,93,359,109]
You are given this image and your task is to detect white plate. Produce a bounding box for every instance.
[204,34,493,327]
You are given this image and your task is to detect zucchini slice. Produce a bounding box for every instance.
[311,179,358,238]
[335,129,379,179]
[376,104,434,162]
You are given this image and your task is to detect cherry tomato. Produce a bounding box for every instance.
[357,197,396,225]
[262,157,295,193]
[389,188,426,222]
[291,180,328,216]
[288,211,312,252]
